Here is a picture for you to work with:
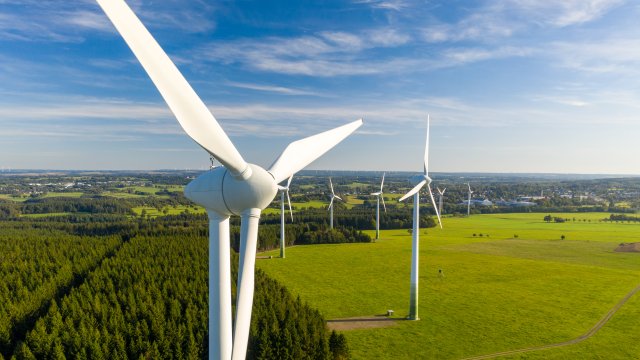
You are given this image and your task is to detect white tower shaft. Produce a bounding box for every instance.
[330,202,334,229]
[207,212,233,360]
[409,193,420,320]
[376,196,380,239]
[280,191,286,258]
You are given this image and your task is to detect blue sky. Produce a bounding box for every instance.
[1,0,639,174]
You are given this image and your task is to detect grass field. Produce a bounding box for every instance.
[131,205,205,217]
[257,213,640,359]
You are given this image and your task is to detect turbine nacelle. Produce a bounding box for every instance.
[185,164,277,216]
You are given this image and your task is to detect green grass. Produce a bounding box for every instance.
[0,194,29,202]
[257,213,640,359]
[39,192,84,198]
[20,212,73,218]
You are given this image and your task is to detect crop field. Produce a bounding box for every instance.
[257,213,640,359]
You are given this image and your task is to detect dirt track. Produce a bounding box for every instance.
[461,283,640,360]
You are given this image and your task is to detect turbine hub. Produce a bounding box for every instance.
[184,164,277,216]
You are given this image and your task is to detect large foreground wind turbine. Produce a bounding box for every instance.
[278,176,293,258]
[95,1,362,359]
[370,173,386,240]
[328,178,342,229]
[437,187,446,216]
[467,183,473,217]
[399,116,442,321]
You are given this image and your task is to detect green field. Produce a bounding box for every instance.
[257,213,640,359]
[131,205,205,217]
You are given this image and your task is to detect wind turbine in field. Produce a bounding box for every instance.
[370,173,386,240]
[398,116,442,321]
[467,183,473,217]
[327,178,342,229]
[95,1,362,359]
[278,176,294,259]
[436,187,446,217]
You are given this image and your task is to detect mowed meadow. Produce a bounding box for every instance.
[257,213,640,359]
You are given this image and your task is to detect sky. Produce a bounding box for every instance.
[1,0,639,174]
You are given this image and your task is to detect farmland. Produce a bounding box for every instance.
[257,213,640,359]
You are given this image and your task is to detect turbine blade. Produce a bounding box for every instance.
[328,196,334,210]
[428,185,443,229]
[381,194,387,212]
[399,180,426,202]
[96,0,248,177]
[268,119,363,183]
[335,195,343,201]
[286,190,293,222]
[424,115,430,176]
[286,174,293,189]
[329,177,335,195]
[380,172,385,192]
[232,209,261,360]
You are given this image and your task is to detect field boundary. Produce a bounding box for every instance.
[461,282,640,360]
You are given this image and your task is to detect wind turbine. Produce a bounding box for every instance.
[328,178,342,229]
[467,183,473,217]
[398,116,442,321]
[95,2,363,359]
[370,173,386,240]
[278,176,294,259]
[436,187,446,217]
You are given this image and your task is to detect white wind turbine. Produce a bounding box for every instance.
[370,173,386,240]
[95,2,363,359]
[278,176,294,259]
[467,183,473,217]
[436,187,446,217]
[398,116,442,321]
[328,178,342,229]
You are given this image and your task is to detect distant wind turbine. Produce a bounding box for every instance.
[370,173,386,240]
[328,178,342,229]
[95,1,363,359]
[436,187,446,217]
[399,116,442,321]
[278,176,294,258]
[467,183,473,217]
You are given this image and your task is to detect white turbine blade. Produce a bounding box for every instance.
[428,185,443,229]
[468,183,471,192]
[335,195,343,201]
[423,115,430,176]
[96,0,249,177]
[443,187,446,194]
[286,190,293,222]
[399,180,426,202]
[329,177,335,195]
[380,172,385,192]
[328,196,334,210]
[232,209,261,360]
[381,194,387,212]
[286,174,293,189]
[370,192,381,196]
[268,119,363,183]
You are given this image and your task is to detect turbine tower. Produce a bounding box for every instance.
[399,116,442,321]
[436,187,446,216]
[327,178,342,229]
[370,173,386,240]
[95,2,363,359]
[278,176,294,259]
[467,183,473,217]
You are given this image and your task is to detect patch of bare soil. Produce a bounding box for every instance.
[615,242,640,252]
[327,316,399,331]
